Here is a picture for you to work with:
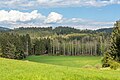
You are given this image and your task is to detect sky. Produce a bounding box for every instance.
[0,0,120,30]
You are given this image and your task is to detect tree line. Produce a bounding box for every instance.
[0,31,110,59]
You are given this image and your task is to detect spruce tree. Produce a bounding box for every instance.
[102,21,120,67]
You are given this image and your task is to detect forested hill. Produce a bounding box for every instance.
[13,26,113,34]
[0,26,113,34]
[0,27,11,31]
[95,28,113,33]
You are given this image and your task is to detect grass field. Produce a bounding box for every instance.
[0,56,120,80]
[24,56,102,68]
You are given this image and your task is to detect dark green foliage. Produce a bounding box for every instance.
[109,60,120,70]
[34,39,41,55]
[95,28,113,33]
[15,27,52,31]
[0,33,31,59]
[53,26,81,34]
[33,38,51,55]
[102,21,120,68]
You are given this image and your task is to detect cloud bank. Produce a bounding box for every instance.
[0,0,120,9]
[0,10,45,22]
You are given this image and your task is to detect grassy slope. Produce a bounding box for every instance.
[24,56,102,68]
[0,56,120,80]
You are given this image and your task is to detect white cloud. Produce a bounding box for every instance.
[0,0,120,9]
[44,12,63,24]
[56,18,114,30]
[36,0,120,7]
[0,10,45,22]
[0,10,114,30]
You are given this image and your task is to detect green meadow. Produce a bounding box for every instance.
[24,56,102,68]
[0,56,120,80]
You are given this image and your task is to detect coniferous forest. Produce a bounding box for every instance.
[0,26,111,59]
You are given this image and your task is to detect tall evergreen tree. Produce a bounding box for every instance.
[102,21,120,67]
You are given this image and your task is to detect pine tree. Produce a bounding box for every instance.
[34,39,41,55]
[102,21,120,67]
[26,34,32,55]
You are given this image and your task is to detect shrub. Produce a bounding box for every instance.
[109,60,120,70]
[94,64,102,69]
[83,65,93,69]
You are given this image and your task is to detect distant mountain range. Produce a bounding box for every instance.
[0,27,11,31]
[0,26,113,33]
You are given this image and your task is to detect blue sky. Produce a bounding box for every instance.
[37,4,120,21]
[0,0,120,29]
